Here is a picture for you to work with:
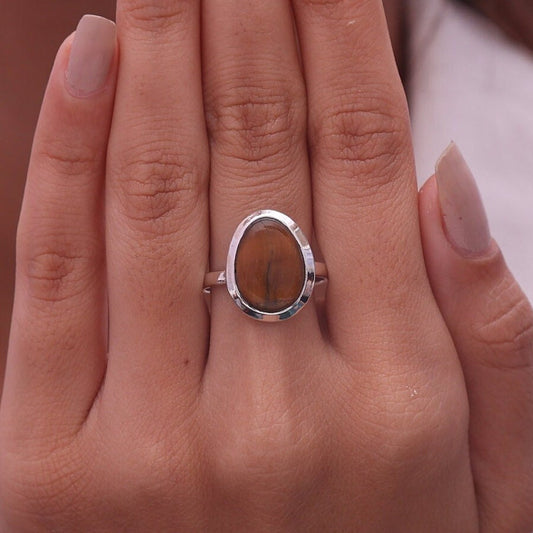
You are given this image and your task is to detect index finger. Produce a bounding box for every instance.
[292,0,428,350]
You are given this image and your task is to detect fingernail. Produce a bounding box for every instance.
[66,15,116,97]
[436,142,491,256]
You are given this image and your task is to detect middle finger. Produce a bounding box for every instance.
[106,0,209,401]
[202,0,324,371]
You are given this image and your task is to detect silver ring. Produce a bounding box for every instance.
[203,210,327,321]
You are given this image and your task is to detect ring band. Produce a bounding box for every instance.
[203,210,328,321]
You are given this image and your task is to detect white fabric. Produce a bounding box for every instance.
[408,0,533,301]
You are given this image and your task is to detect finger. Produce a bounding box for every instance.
[292,0,427,351]
[204,0,310,247]
[202,0,323,363]
[105,0,209,398]
[419,144,533,532]
[2,16,116,432]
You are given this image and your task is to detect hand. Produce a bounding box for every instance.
[0,2,531,532]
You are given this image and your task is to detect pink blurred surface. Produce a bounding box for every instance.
[409,0,533,301]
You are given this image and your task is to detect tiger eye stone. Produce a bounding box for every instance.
[235,218,305,313]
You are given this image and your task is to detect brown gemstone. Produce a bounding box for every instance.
[235,218,305,313]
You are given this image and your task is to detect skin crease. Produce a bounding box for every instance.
[0,1,531,531]
[0,0,403,399]
[1,7,479,529]
[1,0,532,394]
[0,0,116,395]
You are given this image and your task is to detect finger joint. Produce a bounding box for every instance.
[119,0,195,35]
[207,83,305,172]
[19,242,99,308]
[473,272,533,370]
[310,92,410,198]
[114,141,206,237]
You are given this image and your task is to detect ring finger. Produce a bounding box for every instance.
[202,0,324,372]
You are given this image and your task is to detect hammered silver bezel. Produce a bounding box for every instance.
[225,210,315,321]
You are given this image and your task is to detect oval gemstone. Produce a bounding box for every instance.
[235,218,306,313]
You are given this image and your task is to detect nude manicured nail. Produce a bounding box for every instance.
[66,15,116,97]
[436,142,491,256]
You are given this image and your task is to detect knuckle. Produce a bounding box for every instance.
[299,0,347,11]
[209,406,320,507]
[207,83,304,170]
[372,383,468,470]
[114,140,206,237]
[37,140,96,180]
[338,362,470,470]
[90,427,202,515]
[297,0,372,22]
[19,241,98,306]
[0,444,86,529]
[310,92,410,196]
[120,0,193,34]
[472,272,533,369]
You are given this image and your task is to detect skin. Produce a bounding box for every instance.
[1,0,528,393]
[0,0,400,390]
[0,0,116,393]
[1,0,532,393]
[0,1,532,531]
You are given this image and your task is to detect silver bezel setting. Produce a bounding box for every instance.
[226,210,315,321]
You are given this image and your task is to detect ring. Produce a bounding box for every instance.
[203,210,327,321]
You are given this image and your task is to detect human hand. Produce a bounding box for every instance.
[0,2,531,532]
